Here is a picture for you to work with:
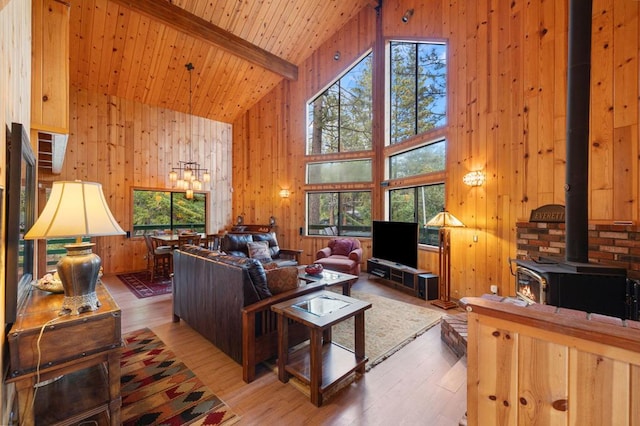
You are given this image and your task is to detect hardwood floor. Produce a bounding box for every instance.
[103,273,467,425]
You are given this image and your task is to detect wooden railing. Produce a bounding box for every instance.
[464,297,640,425]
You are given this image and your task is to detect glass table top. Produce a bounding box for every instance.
[292,295,352,316]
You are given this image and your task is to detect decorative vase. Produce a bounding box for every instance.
[56,242,102,315]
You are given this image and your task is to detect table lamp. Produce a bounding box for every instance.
[24,180,125,315]
[426,209,465,309]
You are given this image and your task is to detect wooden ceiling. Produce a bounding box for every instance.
[69,0,377,123]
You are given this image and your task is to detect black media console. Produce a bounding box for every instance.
[367,258,437,300]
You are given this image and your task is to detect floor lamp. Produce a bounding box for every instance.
[426,210,465,310]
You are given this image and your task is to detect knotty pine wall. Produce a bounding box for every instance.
[40,85,233,274]
[232,0,640,300]
[1,0,32,422]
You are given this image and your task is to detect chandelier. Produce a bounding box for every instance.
[168,62,210,199]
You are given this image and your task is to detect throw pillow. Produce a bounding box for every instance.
[266,267,300,294]
[332,239,353,256]
[262,262,278,271]
[247,241,273,262]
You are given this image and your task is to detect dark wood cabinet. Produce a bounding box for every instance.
[6,283,122,425]
[367,258,431,298]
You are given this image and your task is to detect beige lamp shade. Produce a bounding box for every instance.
[25,180,125,240]
[425,210,465,228]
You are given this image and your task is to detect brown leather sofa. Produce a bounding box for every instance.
[172,245,322,382]
[221,232,302,267]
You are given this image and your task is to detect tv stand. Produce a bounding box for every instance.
[367,258,430,299]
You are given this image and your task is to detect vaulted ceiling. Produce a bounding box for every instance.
[69,0,377,123]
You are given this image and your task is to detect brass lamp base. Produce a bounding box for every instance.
[57,242,102,315]
[431,299,458,310]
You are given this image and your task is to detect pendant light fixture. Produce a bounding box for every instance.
[168,62,210,199]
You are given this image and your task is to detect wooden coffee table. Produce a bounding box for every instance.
[298,267,359,296]
[272,290,371,406]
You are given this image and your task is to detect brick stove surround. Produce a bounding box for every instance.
[516,222,640,279]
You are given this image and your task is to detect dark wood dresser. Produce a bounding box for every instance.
[6,283,122,425]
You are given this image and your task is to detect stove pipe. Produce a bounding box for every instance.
[565,0,592,263]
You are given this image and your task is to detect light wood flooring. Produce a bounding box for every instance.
[102,273,467,425]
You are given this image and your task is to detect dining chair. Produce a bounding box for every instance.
[201,233,220,250]
[178,233,201,247]
[144,234,172,282]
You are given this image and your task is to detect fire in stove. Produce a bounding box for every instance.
[514,265,546,305]
[519,285,536,303]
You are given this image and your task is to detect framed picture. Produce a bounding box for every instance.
[5,122,36,326]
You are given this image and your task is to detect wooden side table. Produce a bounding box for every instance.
[6,283,122,425]
[272,290,371,406]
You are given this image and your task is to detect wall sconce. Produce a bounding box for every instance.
[463,171,486,187]
[279,189,291,198]
[402,9,414,23]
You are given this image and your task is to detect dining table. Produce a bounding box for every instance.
[151,233,206,249]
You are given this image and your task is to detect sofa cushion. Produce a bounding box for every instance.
[251,232,281,259]
[315,256,355,273]
[266,266,300,294]
[247,241,273,262]
[213,255,272,300]
[332,239,353,256]
[221,233,253,257]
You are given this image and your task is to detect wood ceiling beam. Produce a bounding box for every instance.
[108,0,298,80]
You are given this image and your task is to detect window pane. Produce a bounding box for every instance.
[390,42,447,144]
[389,184,444,245]
[307,53,372,154]
[390,188,416,222]
[417,43,447,132]
[307,159,372,184]
[132,189,206,235]
[173,192,206,233]
[340,56,373,152]
[389,140,446,179]
[307,191,371,237]
[391,43,417,143]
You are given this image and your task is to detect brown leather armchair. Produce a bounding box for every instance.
[314,238,362,275]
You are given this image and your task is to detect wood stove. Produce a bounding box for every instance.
[511,258,638,320]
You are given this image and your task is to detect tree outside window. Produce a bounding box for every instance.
[307,191,371,237]
[390,41,447,144]
[390,184,444,245]
[307,53,373,154]
[132,189,207,236]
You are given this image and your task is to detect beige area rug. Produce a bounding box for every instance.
[269,291,444,401]
[332,290,445,370]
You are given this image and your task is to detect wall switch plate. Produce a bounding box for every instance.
[490,285,498,294]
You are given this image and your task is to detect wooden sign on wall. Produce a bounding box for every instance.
[529,204,565,223]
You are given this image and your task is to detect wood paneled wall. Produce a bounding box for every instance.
[232,0,640,299]
[42,85,233,274]
[1,0,32,422]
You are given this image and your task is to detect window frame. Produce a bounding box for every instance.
[306,190,373,237]
[386,39,448,146]
[306,50,374,156]
[131,187,208,237]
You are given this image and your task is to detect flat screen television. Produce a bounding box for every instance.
[372,221,418,268]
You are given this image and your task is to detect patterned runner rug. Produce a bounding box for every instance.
[121,328,239,426]
[117,271,172,298]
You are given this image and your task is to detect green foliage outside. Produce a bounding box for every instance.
[305,41,448,239]
[132,190,206,235]
[390,42,447,144]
